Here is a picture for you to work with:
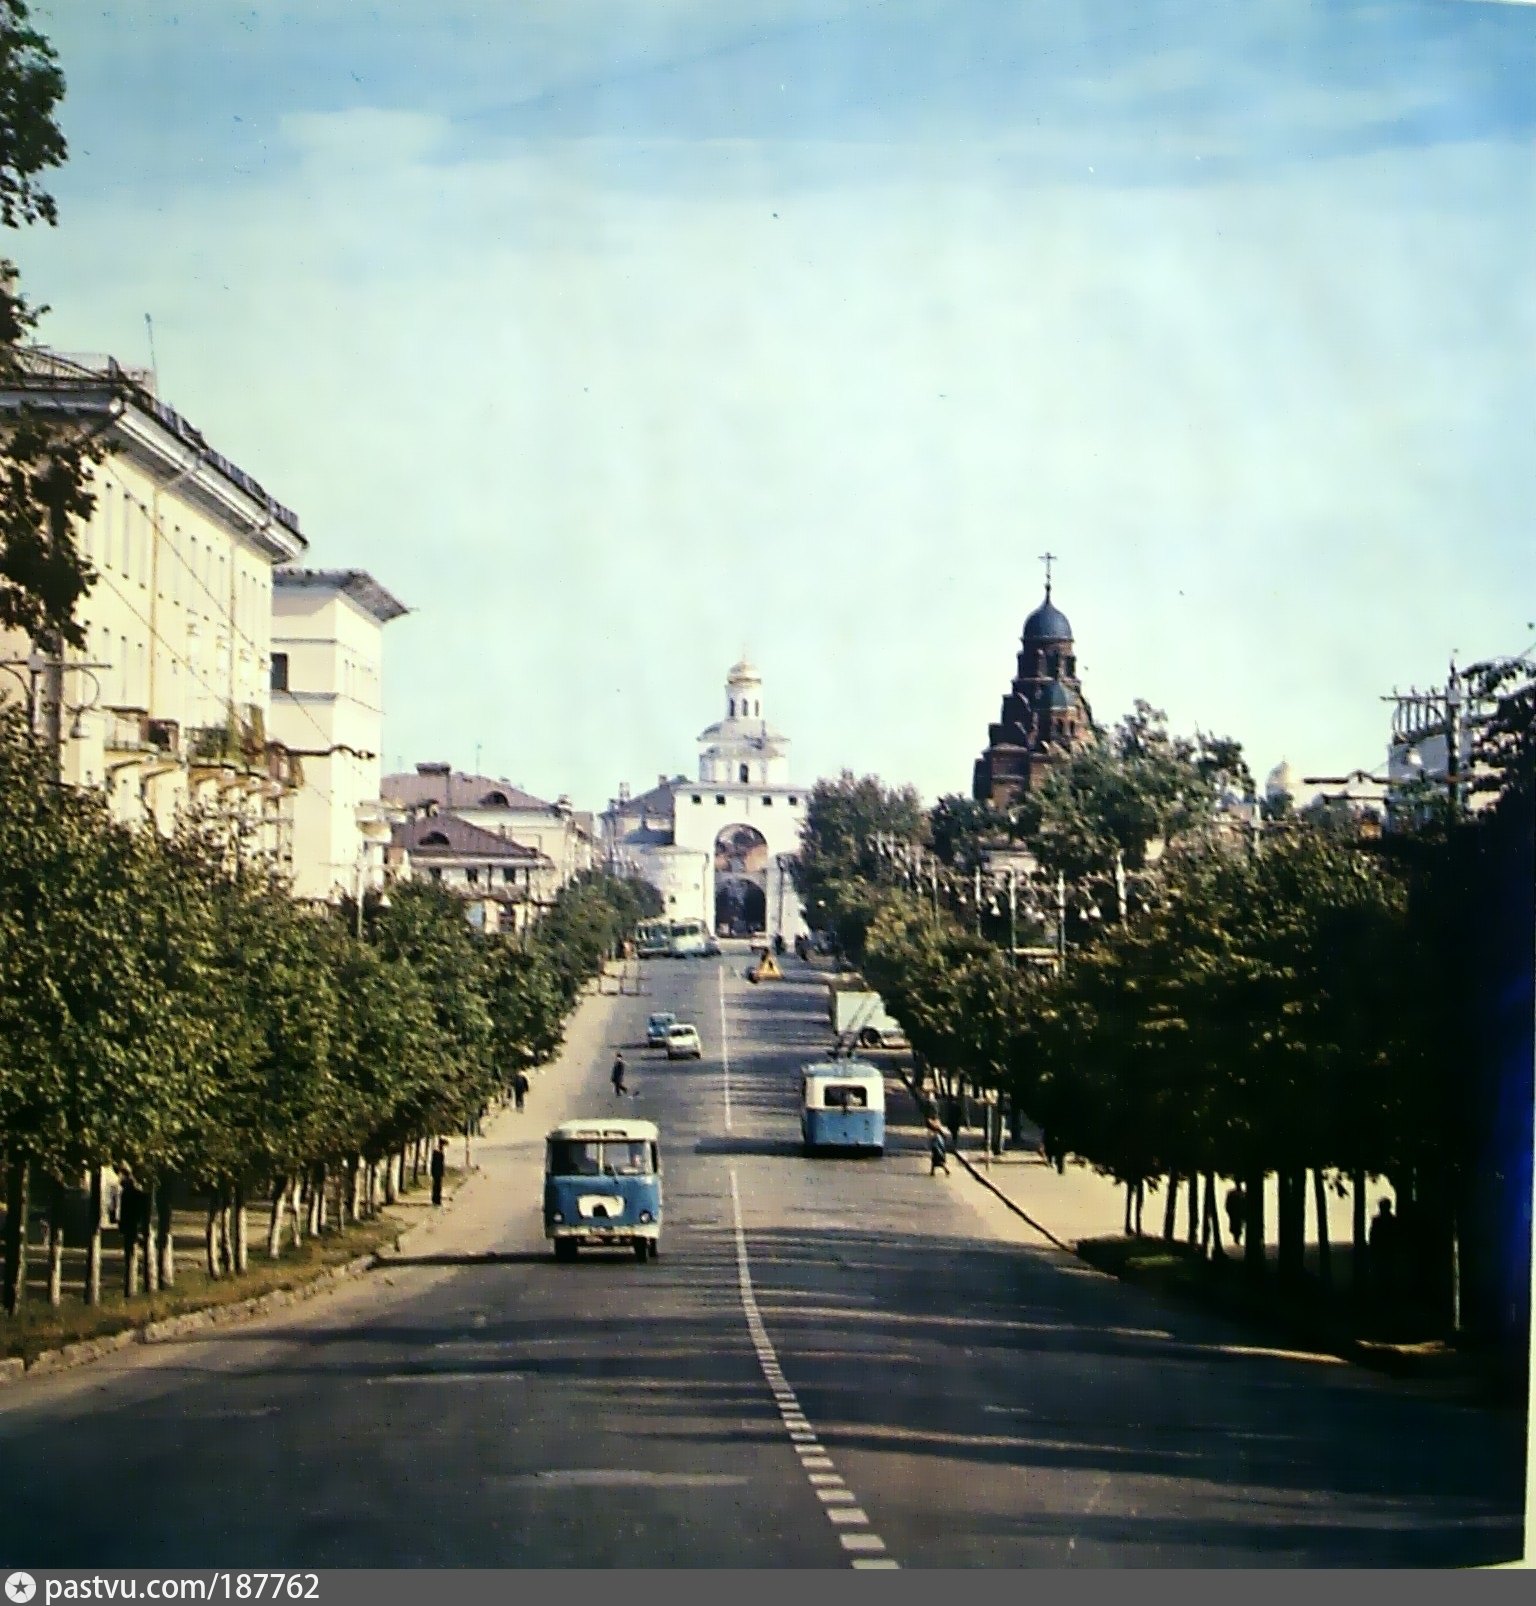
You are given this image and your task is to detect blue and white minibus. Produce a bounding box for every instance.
[544,1119,663,1261]
[800,1064,886,1157]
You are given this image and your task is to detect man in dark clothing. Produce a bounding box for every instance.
[512,1070,531,1112]
[118,1174,145,1274]
[611,1054,628,1097]
[1224,1183,1246,1246]
[944,1095,963,1150]
[429,1141,446,1206]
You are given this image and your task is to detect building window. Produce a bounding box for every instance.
[762,796,773,806]
[503,868,516,884]
[270,652,289,692]
[716,794,726,805]
[691,794,701,804]
[466,867,479,885]
[788,795,799,806]
[428,867,443,882]
[738,763,750,783]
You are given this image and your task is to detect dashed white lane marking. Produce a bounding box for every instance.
[717,963,733,1133]
[729,1168,897,1569]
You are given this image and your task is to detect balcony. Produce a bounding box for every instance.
[102,707,150,753]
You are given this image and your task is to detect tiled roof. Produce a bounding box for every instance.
[383,769,556,812]
[610,778,678,819]
[392,813,550,862]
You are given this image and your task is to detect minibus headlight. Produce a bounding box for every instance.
[551,1211,564,1224]
[639,1211,653,1224]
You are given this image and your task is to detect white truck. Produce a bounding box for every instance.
[828,981,908,1050]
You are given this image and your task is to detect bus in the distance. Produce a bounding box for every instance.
[636,920,671,959]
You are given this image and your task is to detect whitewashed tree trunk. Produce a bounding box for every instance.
[157,1183,175,1288]
[267,1178,287,1259]
[85,1166,103,1306]
[205,1196,222,1278]
[143,1183,160,1295]
[307,1166,324,1237]
[288,1177,303,1248]
[232,1182,249,1275]
[348,1157,364,1222]
[45,1177,65,1308]
[383,1154,399,1206]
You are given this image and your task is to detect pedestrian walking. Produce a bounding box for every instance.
[512,1070,530,1112]
[928,1125,950,1176]
[429,1140,446,1206]
[1224,1183,1246,1246]
[611,1053,629,1097]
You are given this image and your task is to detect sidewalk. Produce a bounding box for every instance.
[887,1068,1507,1401]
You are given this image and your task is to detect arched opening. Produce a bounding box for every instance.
[738,762,750,784]
[714,823,769,937]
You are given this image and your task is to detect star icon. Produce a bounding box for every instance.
[6,1575,37,1604]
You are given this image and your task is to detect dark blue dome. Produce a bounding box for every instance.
[1023,592,1072,641]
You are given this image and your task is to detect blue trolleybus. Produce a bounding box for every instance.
[801,1064,886,1157]
[544,1118,662,1262]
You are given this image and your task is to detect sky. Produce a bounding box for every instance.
[14,0,1536,810]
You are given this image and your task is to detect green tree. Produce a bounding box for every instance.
[0,1,103,651]
[794,771,928,937]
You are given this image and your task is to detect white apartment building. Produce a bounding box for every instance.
[269,568,409,903]
[0,352,306,851]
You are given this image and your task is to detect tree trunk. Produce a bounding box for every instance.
[384,1153,400,1207]
[1202,1173,1224,1260]
[1278,1169,1308,1284]
[1350,1168,1368,1296]
[411,1141,422,1186]
[142,1180,160,1294]
[348,1156,364,1223]
[1132,1179,1145,1236]
[1312,1169,1332,1290]
[45,1175,66,1308]
[267,1178,287,1259]
[123,1212,141,1298]
[1162,1174,1179,1241]
[85,1165,103,1306]
[288,1176,304,1249]
[3,1150,31,1315]
[232,1182,249,1275]
[1244,1169,1266,1278]
[205,1195,222,1278]
[156,1181,175,1288]
[1123,1180,1134,1236]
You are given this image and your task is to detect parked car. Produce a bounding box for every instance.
[645,1011,677,1047]
[665,1023,703,1060]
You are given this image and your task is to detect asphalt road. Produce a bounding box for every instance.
[0,949,1526,1568]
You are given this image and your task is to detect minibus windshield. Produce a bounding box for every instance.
[547,1139,656,1177]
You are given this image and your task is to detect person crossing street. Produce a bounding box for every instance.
[611,1053,629,1097]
